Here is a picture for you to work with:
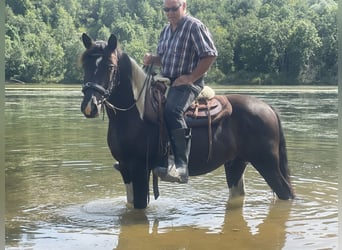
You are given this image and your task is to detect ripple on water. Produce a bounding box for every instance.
[59,197,128,228]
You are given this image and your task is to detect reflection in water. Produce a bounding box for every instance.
[115,198,292,250]
[5,87,338,249]
[14,195,291,250]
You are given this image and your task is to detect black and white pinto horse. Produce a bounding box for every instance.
[80,33,294,209]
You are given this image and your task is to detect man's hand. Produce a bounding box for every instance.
[143,53,161,66]
[173,75,194,86]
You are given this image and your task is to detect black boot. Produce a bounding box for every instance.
[154,128,191,183]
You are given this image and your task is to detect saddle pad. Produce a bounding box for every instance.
[185,95,232,127]
[185,98,222,118]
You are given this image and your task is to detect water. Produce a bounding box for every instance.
[5,86,338,249]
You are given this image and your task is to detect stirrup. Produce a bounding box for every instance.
[154,164,188,184]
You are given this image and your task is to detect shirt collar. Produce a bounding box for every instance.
[168,15,188,32]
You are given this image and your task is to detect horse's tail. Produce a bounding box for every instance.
[274,108,295,199]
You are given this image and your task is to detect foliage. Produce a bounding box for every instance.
[5,0,337,84]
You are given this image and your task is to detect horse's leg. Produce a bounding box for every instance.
[130,160,150,209]
[115,160,150,209]
[114,162,134,207]
[224,158,248,198]
[251,156,293,200]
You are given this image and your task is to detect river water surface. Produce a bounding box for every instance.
[5,86,338,249]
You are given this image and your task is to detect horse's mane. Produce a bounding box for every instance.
[127,56,147,120]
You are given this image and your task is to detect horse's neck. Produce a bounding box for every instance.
[129,57,147,120]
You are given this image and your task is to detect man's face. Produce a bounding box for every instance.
[163,0,186,27]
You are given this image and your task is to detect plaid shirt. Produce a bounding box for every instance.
[157,15,218,79]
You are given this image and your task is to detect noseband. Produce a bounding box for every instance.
[82,81,111,98]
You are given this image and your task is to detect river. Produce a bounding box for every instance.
[5,85,338,249]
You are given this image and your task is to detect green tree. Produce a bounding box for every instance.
[4,0,337,84]
[309,0,337,82]
[53,5,83,82]
[6,0,32,15]
[285,19,322,83]
[6,7,65,82]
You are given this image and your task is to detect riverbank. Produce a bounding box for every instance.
[5,82,338,94]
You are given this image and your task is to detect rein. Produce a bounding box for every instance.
[103,63,154,114]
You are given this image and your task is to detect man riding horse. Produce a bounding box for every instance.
[143,0,218,183]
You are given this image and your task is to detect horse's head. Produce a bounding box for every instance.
[80,33,148,120]
[80,33,119,118]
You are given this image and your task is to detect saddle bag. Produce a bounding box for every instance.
[143,76,169,124]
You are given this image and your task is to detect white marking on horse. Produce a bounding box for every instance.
[125,183,134,205]
[229,176,245,197]
[94,56,103,75]
[129,58,147,120]
[96,56,103,67]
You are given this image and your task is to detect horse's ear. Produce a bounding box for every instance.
[82,33,93,49]
[107,34,117,53]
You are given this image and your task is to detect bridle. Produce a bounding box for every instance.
[82,52,153,115]
[82,81,111,99]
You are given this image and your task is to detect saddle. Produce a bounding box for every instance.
[184,95,232,127]
[143,76,232,126]
[144,76,232,163]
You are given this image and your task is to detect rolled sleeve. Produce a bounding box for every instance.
[191,23,218,59]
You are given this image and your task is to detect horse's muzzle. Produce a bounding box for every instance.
[81,95,101,118]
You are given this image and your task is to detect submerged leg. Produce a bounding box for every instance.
[131,161,150,209]
[251,157,294,200]
[114,161,150,209]
[224,158,248,197]
[114,162,134,206]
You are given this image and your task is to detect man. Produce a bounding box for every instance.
[143,0,217,183]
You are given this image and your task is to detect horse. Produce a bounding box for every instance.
[80,33,295,209]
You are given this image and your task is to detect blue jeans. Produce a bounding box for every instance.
[164,84,202,130]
